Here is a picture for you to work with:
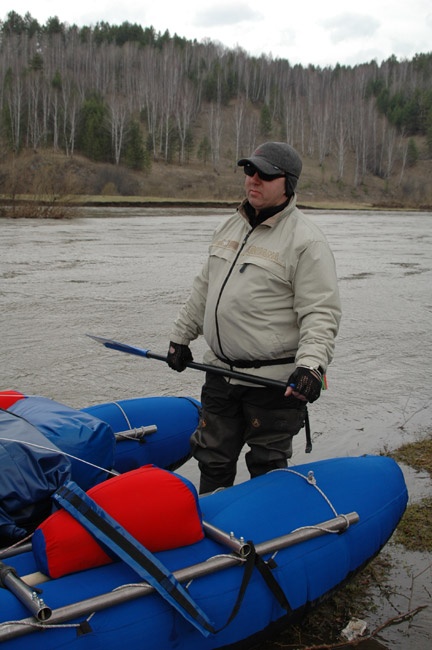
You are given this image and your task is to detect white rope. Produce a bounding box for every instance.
[115,432,137,440]
[0,437,118,478]
[114,427,153,441]
[185,554,245,589]
[0,610,96,633]
[267,467,351,560]
[0,533,33,559]
[0,618,82,632]
[0,532,32,550]
[112,582,149,592]
[112,401,133,429]
[206,553,246,563]
[270,467,340,517]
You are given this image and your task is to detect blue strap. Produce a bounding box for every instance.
[53,481,215,637]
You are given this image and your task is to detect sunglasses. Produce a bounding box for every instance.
[243,163,285,182]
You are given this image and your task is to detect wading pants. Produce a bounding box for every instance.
[190,373,307,494]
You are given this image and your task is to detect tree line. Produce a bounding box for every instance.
[1,10,432,187]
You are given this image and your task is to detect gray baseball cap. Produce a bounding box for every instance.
[238,142,302,182]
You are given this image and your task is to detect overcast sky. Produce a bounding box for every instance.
[6,1,432,68]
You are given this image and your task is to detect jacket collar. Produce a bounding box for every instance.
[238,194,297,228]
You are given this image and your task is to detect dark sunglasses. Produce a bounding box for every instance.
[243,163,285,182]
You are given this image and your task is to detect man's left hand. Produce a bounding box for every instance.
[285,367,322,402]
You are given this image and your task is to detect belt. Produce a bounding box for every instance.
[214,353,295,369]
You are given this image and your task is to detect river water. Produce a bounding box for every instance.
[1,208,431,647]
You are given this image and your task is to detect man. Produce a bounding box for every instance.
[167,142,341,494]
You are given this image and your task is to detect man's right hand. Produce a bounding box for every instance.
[167,341,193,372]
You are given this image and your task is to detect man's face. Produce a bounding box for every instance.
[244,170,287,212]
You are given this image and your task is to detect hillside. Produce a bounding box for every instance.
[1,144,431,213]
[1,16,432,212]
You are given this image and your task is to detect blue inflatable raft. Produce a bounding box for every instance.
[0,392,199,545]
[0,454,407,649]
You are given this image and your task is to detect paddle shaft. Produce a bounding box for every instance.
[149,350,289,388]
[87,335,287,390]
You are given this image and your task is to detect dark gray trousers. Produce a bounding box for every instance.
[190,373,307,494]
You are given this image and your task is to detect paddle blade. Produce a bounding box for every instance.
[86,334,151,359]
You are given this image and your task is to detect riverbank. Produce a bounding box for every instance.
[1,151,432,214]
[391,435,432,551]
[1,195,431,220]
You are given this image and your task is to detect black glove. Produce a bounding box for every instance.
[287,367,323,403]
[167,341,193,372]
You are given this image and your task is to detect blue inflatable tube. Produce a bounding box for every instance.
[0,455,408,650]
[82,396,200,472]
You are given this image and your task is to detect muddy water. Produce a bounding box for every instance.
[1,208,431,647]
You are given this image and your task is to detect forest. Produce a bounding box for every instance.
[1,10,432,201]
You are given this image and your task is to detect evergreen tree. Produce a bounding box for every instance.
[260,104,272,138]
[76,95,111,162]
[124,121,151,171]
[427,108,432,157]
[407,138,419,167]
[197,136,211,164]
[184,130,194,163]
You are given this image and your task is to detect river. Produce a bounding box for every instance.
[1,207,431,648]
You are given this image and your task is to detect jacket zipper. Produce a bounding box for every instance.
[214,228,252,362]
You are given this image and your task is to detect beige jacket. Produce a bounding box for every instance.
[170,196,341,384]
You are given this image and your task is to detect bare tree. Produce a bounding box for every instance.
[3,67,24,152]
[107,95,128,164]
[60,76,79,155]
[26,67,45,150]
[209,102,223,168]
[233,95,246,161]
[398,130,409,185]
[137,47,160,158]
[175,79,199,164]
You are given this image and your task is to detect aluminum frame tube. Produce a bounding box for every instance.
[0,512,358,642]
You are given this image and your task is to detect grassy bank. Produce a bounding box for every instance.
[261,432,432,649]
[390,433,432,551]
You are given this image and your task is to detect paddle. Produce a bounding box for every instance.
[86,334,286,390]
[87,334,312,452]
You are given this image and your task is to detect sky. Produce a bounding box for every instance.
[5,1,432,68]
